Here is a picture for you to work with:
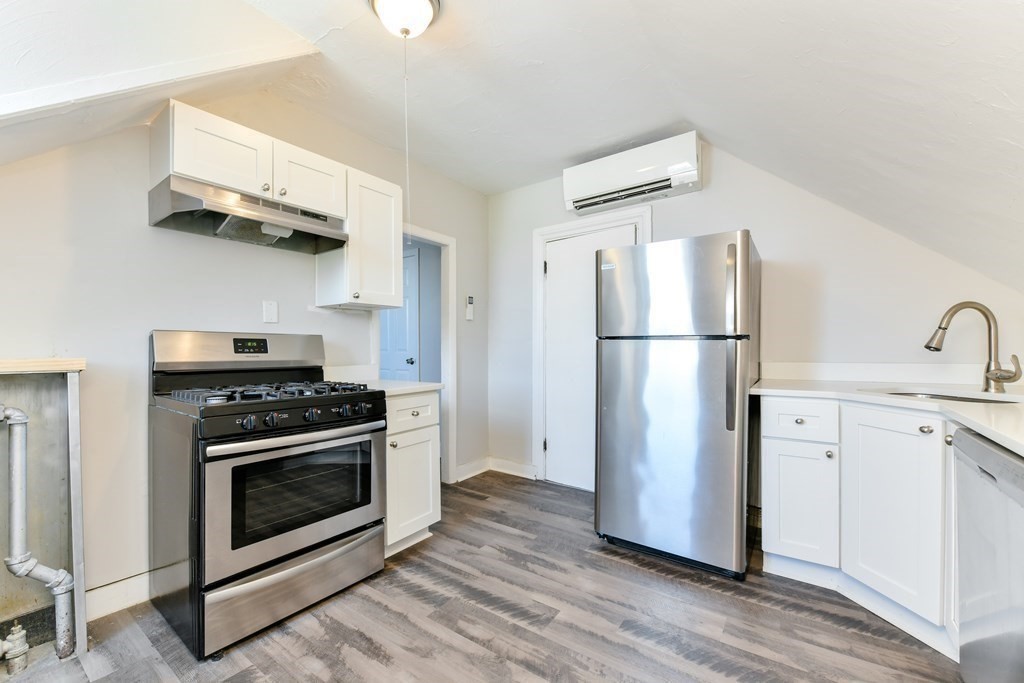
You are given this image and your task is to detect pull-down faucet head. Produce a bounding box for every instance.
[924,327,947,352]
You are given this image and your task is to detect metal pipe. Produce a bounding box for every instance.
[1,404,76,659]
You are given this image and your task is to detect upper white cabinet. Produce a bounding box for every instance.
[150,100,348,219]
[315,169,403,309]
[840,403,945,625]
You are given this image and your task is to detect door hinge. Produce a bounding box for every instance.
[543,438,547,452]
[543,260,547,275]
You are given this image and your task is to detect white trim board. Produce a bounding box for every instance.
[530,205,653,482]
[85,573,150,621]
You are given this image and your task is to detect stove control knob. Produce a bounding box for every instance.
[241,415,257,431]
[339,404,353,417]
[303,408,321,422]
[360,402,374,415]
[263,412,280,428]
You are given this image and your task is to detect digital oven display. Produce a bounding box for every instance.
[233,338,269,354]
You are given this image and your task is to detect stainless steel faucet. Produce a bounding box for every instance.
[925,301,1022,393]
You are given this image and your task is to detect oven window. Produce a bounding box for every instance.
[230,442,372,549]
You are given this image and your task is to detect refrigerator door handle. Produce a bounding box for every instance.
[725,339,737,432]
[725,242,737,337]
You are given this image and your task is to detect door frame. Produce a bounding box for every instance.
[401,223,459,485]
[530,205,653,480]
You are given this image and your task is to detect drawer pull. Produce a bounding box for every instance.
[411,410,420,417]
[825,450,834,459]
[794,418,805,425]
[389,441,398,448]
[919,425,934,434]
[945,434,954,446]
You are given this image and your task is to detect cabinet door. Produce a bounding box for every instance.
[171,101,274,197]
[348,170,403,307]
[385,425,441,546]
[762,439,839,567]
[272,140,348,218]
[841,404,944,624]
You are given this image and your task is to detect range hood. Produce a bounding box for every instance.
[148,175,348,254]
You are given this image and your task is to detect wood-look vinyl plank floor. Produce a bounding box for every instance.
[3,472,962,682]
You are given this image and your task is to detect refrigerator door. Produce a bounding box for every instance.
[595,337,748,574]
[597,230,754,338]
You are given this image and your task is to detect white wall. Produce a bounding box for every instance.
[0,92,488,612]
[487,145,1024,467]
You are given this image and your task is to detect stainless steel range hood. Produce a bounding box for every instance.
[149,175,348,254]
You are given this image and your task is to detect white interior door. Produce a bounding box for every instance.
[544,223,638,491]
[380,251,420,380]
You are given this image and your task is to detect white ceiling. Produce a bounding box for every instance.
[245,0,1024,292]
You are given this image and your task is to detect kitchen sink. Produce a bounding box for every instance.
[886,392,1013,404]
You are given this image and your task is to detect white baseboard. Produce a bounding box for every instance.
[85,573,149,621]
[455,459,491,482]
[763,553,958,662]
[488,457,537,479]
[761,362,983,385]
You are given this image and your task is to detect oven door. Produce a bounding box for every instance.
[202,421,385,585]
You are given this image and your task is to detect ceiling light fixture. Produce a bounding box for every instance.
[370,0,439,39]
[369,0,439,234]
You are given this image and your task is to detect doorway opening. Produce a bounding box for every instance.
[379,226,458,484]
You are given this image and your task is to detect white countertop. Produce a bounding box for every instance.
[0,358,86,374]
[368,380,444,396]
[753,379,1024,457]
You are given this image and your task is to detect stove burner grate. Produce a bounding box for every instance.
[171,381,370,405]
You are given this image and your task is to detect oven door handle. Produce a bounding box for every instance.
[205,524,384,607]
[206,420,386,459]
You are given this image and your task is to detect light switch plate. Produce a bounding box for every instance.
[262,300,279,324]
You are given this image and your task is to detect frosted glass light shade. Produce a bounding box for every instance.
[371,0,439,38]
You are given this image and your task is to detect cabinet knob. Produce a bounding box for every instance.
[261,183,271,192]
[825,450,834,459]
[352,292,360,299]
[279,187,288,196]
[411,410,420,417]
[794,418,805,425]
[919,425,934,434]
[389,441,398,448]
[945,434,954,446]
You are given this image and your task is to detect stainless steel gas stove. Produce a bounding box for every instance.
[148,330,387,658]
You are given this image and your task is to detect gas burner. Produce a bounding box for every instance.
[170,381,371,406]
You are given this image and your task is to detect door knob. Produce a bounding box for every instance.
[794,418,805,424]
[919,425,934,434]
[945,434,954,446]
[406,357,416,365]
[261,183,271,192]
[352,292,360,299]
[279,187,288,196]
[825,450,834,459]
[389,441,398,448]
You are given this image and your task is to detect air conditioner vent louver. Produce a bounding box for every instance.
[563,131,702,215]
[572,178,675,212]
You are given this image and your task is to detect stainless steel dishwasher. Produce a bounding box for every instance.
[954,428,1024,683]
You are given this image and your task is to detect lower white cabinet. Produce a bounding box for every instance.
[384,389,442,553]
[840,404,945,625]
[762,438,839,567]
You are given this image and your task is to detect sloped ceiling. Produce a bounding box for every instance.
[246,0,1024,293]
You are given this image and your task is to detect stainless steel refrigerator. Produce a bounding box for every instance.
[595,229,760,579]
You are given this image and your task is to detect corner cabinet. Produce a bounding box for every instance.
[840,404,945,625]
[150,100,348,219]
[384,389,441,556]
[315,169,403,309]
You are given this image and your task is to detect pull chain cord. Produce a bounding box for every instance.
[402,29,412,237]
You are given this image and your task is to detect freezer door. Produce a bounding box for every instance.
[597,230,755,337]
[595,338,748,574]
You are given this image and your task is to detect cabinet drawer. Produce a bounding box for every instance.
[386,392,439,435]
[761,397,839,442]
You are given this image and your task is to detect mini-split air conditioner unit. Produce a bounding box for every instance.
[562,131,702,214]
